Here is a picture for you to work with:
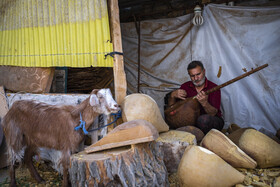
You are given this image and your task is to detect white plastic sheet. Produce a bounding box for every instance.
[121,4,280,133]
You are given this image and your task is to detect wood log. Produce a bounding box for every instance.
[69,142,169,187]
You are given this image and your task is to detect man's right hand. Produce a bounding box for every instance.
[171,89,187,100]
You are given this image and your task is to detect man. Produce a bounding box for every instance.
[168,60,224,134]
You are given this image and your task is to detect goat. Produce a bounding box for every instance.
[1,88,120,187]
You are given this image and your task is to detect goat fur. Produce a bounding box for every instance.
[1,89,119,187]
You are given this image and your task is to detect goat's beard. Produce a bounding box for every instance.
[192,75,206,87]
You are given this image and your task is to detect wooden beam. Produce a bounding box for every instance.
[108,0,127,105]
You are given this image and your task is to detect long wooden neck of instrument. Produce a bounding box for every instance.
[203,64,268,96]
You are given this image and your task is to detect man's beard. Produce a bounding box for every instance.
[192,76,206,87]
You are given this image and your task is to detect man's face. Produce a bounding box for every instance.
[188,66,206,87]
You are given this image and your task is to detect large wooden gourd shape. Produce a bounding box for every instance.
[200,129,257,169]
[178,145,245,187]
[238,129,280,168]
[165,98,200,129]
[121,93,169,133]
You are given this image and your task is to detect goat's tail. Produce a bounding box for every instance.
[2,118,26,165]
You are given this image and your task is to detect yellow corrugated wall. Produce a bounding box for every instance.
[0,0,113,67]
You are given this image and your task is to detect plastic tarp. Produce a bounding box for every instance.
[121,4,280,133]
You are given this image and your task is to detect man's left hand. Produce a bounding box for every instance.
[196,91,208,106]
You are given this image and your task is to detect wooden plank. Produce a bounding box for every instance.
[85,119,158,153]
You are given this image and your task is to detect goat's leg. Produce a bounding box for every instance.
[24,146,45,183]
[61,150,71,187]
[9,164,17,187]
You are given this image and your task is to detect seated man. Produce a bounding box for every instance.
[168,60,224,134]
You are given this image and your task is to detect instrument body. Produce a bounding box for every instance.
[164,64,268,129]
[165,98,200,129]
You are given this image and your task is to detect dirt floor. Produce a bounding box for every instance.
[0,161,279,187]
[0,161,62,187]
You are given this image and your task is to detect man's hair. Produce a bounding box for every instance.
[187,60,204,70]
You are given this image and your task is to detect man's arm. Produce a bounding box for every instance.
[168,89,187,106]
[196,91,218,116]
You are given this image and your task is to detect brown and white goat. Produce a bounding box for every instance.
[1,89,120,187]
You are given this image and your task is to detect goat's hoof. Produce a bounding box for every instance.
[39,179,46,184]
[34,177,45,184]
[9,181,17,187]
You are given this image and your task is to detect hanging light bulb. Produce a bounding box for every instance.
[192,4,204,26]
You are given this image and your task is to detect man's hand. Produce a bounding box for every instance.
[171,89,187,100]
[196,91,218,116]
[196,91,208,106]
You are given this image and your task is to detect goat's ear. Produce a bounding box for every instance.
[90,94,99,106]
[91,89,99,95]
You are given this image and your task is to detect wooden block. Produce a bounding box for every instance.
[85,119,159,153]
[156,130,196,174]
[0,66,54,93]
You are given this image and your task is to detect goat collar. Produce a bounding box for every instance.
[74,113,88,135]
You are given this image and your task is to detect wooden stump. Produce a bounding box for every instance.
[69,142,169,187]
[156,130,196,174]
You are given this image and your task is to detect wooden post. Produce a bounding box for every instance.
[108,0,127,132]
[108,0,127,105]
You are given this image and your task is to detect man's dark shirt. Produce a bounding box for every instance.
[180,77,222,117]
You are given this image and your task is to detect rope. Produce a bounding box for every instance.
[74,113,88,134]
[74,110,122,135]
[104,51,123,59]
[88,110,122,132]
